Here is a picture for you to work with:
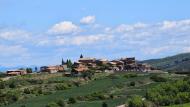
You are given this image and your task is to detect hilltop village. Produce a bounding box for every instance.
[6,54,157,77]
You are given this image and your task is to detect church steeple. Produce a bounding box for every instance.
[80,54,83,58]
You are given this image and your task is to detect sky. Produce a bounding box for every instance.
[1,0,190,67]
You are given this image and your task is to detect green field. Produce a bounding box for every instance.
[0,72,188,107]
[166,103,190,107]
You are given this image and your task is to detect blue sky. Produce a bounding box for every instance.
[0,0,190,67]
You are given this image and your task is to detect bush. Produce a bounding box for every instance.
[26,79,43,84]
[68,97,76,104]
[23,88,31,94]
[127,95,145,107]
[56,99,67,107]
[123,73,137,79]
[102,102,108,107]
[55,83,70,90]
[150,75,167,82]
[129,81,135,86]
[0,81,5,89]
[46,102,59,107]
[20,105,26,107]
[9,82,17,88]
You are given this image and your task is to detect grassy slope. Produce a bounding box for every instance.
[4,73,152,107]
[3,73,185,107]
[143,53,190,72]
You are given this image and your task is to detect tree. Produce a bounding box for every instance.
[80,54,83,58]
[66,59,73,68]
[35,67,38,72]
[62,58,65,65]
[102,102,108,107]
[26,68,32,73]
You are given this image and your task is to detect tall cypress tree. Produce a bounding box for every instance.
[62,58,65,65]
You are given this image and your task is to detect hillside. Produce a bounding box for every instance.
[0,72,186,107]
[143,53,190,72]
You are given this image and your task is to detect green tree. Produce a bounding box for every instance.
[62,58,65,65]
[26,68,32,73]
[66,59,73,68]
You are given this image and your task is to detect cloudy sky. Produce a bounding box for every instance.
[1,0,190,66]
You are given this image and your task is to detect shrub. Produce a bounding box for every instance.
[102,102,108,107]
[129,81,136,86]
[0,81,5,89]
[68,97,76,104]
[56,99,67,107]
[20,105,26,107]
[127,95,145,107]
[23,88,31,94]
[26,79,43,84]
[150,75,167,82]
[55,83,70,90]
[9,82,17,88]
[46,102,59,107]
[123,73,137,79]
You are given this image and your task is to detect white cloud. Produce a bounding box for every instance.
[71,34,112,45]
[142,46,171,55]
[0,30,30,42]
[2,18,190,66]
[161,21,177,30]
[113,23,147,33]
[80,16,96,24]
[49,21,80,34]
[52,34,113,46]
[0,44,29,57]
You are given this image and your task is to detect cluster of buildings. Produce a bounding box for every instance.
[6,55,155,76]
[72,56,154,75]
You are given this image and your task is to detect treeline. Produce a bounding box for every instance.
[146,77,190,106]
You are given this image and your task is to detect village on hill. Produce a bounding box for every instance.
[6,54,159,77]
[0,54,189,107]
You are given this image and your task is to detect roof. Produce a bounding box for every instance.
[79,57,96,60]
[97,59,108,61]
[7,72,20,75]
[108,62,117,65]
[7,70,26,72]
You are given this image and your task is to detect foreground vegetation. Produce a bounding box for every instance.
[0,72,189,107]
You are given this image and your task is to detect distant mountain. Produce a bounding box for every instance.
[0,65,40,72]
[142,53,190,72]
